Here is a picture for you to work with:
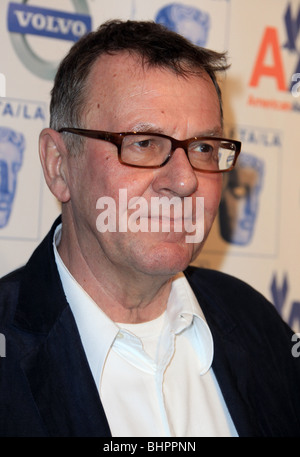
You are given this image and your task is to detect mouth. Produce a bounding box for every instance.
[128,214,198,234]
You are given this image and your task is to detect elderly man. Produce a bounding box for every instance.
[0,20,299,437]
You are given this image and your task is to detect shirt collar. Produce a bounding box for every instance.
[166,272,208,332]
[53,223,213,384]
[165,273,214,374]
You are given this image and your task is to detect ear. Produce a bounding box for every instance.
[39,128,71,203]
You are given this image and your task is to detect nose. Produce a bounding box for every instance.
[152,148,198,197]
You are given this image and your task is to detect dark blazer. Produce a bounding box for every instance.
[0,217,300,437]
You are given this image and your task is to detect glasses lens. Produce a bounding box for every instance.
[218,141,237,170]
[121,134,171,166]
[188,139,237,171]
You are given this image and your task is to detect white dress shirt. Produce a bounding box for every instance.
[53,224,238,437]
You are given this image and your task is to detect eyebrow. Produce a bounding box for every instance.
[130,122,223,137]
[198,127,223,137]
[131,122,164,134]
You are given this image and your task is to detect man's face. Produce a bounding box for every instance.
[63,53,223,278]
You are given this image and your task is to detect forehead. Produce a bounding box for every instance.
[84,52,221,132]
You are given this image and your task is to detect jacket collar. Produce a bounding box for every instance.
[12,216,111,436]
[185,267,260,437]
[13,216,66,334]
[20,304,111,436]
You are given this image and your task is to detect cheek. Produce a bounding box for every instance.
[73,149,117,200]
[100,162,155,201]
[79,148,156,212]
[65,152,109,223]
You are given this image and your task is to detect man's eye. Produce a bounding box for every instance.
[195,143,214,153]
[134,140,152,148]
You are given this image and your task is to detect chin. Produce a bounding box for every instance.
[133,239,201,277]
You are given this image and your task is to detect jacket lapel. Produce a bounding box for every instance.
[185,267,260,437]
[12,217,111,437]
[21,306,111,437]
[209,331,260,436]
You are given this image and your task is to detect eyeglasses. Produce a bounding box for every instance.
[58,127,241,173]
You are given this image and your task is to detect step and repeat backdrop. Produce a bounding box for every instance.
[0,0,299,330]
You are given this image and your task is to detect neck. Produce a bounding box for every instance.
[58,218,173,324]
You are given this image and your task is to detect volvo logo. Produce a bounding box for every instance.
[7,1,92,80]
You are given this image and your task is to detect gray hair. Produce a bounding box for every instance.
[50,19,229,154]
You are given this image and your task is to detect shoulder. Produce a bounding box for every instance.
[184,266,285,330]
[0,266,24,284]
[184,267,297,372]
[184,265,266,300]
[0,266,25,324]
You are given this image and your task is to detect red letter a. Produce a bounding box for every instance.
[249,27,286,91]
